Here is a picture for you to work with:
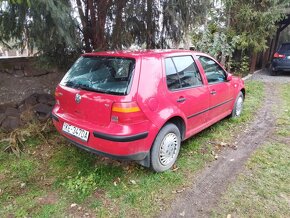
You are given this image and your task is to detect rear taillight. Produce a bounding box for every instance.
[111,102,146,124]
[54,90,62,105]
[273,52,286,59]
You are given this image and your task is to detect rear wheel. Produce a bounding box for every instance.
[231,91,244,118]
[270,69,278,76]
[270,64,278,76]
[151,123,181,172]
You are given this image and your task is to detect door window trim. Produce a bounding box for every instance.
[197,55,228,85]
[164,55,204,91]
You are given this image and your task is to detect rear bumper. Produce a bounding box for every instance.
[51,111,157,161]
[272,59,290,71]
[66,137,148,161]
[93,131,148,142]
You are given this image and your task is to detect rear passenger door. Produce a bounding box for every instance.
[165,55,210,135]
[197,56,233,122]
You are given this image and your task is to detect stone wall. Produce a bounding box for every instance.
[0,57,49,77]
[0,57,64,132]
[0,93,55,132]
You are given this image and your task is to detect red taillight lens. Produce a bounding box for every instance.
[54,90,62,105]
[273,52,286,59]
[111,102,146,124]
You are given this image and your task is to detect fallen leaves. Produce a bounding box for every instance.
[70,203,77,208]
[130,179,137,185]
[113,177,121,186]
[172,188,185,194]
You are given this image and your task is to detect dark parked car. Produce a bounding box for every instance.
[271,43,290,75]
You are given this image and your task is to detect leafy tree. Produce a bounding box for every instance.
[193,0,289,73]
[0,0,80,67]
[224,0,289,71]
[74,0,211,50]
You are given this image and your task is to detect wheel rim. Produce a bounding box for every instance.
[235,96,243,116]
[159,132,178,166]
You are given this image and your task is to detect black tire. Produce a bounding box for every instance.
[231,91,244,118]
[270,69,278,76]
[269,64,278,76]
[151,123,181,172]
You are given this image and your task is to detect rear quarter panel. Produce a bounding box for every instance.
[136,55,188,132]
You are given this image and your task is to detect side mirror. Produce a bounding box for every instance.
[227,73,233,81]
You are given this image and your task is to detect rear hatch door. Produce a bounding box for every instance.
[57,56,136,127]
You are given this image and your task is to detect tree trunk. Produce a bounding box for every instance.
[95,0,112,50]
[111,0,126,49]
[76,0,91,52]
[250,52,257,73]
[262,48,270,68]
[88,0,97,50]
[146,0,154,49]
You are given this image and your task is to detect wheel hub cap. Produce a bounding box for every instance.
[159,133,178,166]
[236,96,243,116]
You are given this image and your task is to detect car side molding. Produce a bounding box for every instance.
[93,131,149,142]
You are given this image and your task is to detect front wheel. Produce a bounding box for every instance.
[231,91,244,118]
[151,123,181,172]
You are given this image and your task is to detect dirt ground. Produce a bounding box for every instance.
[161,69,290,218]
[0,70,65,105]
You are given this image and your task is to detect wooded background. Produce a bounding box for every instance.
[0,0,289,74]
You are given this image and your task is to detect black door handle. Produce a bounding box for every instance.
[210,90,217,95]
[177,97,186,103]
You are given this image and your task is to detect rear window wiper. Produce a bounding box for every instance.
[65,81,78,88]
[65,81,95,92]
[75,84,97,92]
[64,81,125,95]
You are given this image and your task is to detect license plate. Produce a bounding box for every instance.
[62,122,89,141]
[287,56,290,59]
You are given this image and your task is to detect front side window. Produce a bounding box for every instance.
[198,56,226,84]
[165,56,202,90]
[60,56,135,95]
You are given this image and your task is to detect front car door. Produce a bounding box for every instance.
[164,55,210,137]
[197,56,233,123]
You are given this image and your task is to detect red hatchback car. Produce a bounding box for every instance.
[52,50,245,172]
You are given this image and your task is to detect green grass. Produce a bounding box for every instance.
[215,142,290,217]
[214,82,290,217]
[0,80,264,217]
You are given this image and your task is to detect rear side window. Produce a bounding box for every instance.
[60,56,135,95]
[279,44,290,53]
[198,56,226,84]
[165,56,202,90]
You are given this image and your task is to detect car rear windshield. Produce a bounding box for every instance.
[60,56,135,95]
[279,43,290,53]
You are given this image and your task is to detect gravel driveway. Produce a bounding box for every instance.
[251,69,290,83]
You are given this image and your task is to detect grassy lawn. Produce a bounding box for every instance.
[214,83,290,218]
[0,81,264,217]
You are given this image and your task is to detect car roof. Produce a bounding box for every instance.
[82,49,207,58]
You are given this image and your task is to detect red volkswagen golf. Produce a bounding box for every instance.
[52,50,245,172]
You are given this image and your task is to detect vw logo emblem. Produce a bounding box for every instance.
[75,93,81,103]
